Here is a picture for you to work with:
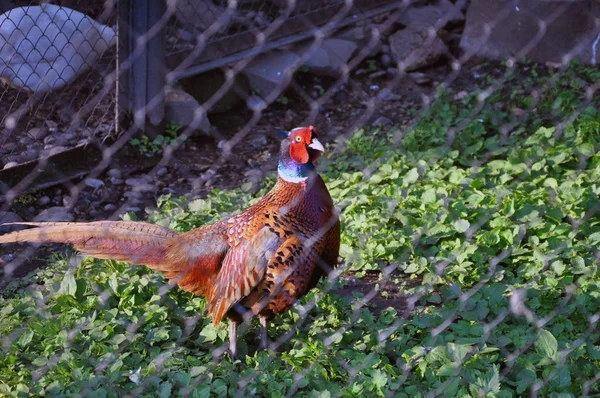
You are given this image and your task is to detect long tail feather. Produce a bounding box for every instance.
[0,221,178,266]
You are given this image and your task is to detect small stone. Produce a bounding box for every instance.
[0,211,24,233]
[34,206,73,222]
[156,167,168,177]
[453,91,468,100]
[247,95,267,112]
[124,191,142,199]
[372,116,393,127]
[125,178,143,186]
[380,54,392,67]
[17,149,38,163]
[133,184,158,193]
[44,146,68,157]
[80,128,95,138]
[28,127,49,141]
[84,178,104,190]
[107,168,122,178]
[37,196,51,206]
[19,136,33,145]
[110,177,124,185]
[3,162,19,169]
[408,72,432,85]
[378,89,402,101]
[511,107,526,118]
[104,204,117,212]
[2,142,17,152]
[250,135,268,148]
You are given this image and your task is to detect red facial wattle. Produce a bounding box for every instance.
[288,126,324,164]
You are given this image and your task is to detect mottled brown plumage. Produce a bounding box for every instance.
[0,126,340,358]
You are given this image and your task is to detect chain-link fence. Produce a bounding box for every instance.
[1,0,599,396]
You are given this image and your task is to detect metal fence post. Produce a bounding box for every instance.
[117,0,166,138]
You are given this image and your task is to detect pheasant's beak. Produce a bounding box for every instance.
[308,138,325,153]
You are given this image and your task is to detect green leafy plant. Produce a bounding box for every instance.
[1,61,599,396]
[129,122,185,155]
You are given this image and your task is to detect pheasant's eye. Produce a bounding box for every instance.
[295,136,302,142]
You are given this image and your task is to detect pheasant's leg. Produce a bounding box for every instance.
[259,315,268,350]
[229,321,237,359]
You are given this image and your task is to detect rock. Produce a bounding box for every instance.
[104,203,117,212]
[174,0,233,32]
[0,211,24,233]
[460,0,600,64]
[397,0,464,28]
[294,38,358,77]
[165,88,211,133]
[110,177,124,185]
[390,25,447,72]
[34,207,73,222]
[37,196,51,206]
[107,168,122,179]
[84,178,104,190]
[335,26,367,43]
[243,51,300,98]
[180,69,248,113]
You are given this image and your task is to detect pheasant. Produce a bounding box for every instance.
[0,126,340,358]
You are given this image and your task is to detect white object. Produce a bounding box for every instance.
[0,4,116,93]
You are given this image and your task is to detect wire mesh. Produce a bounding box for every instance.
[0,1,117,165]
[0,0,600,396]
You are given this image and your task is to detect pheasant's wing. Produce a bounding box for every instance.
[208,213,284,325]
[242,232,334,317]
[157,223,229,298]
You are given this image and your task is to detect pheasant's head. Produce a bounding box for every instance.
[278,126,325,183]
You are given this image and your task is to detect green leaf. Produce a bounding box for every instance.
[536,329,558,360]
[453,219,470,233]
[58,273,77,296]
[577,142,595,157]
[159,381,172,398]
[404,168,419,184]
[17,329,33,347]
[199,324,218,343]
[543,178,558,189]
